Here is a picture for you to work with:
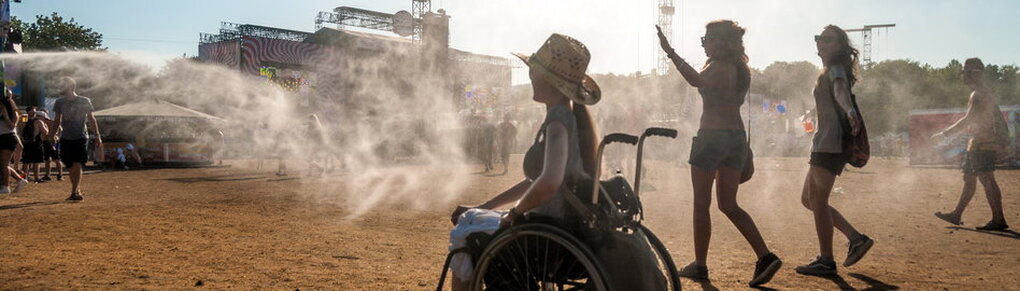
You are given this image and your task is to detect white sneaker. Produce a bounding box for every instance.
[0,186,10,194]
[13,179,28,193]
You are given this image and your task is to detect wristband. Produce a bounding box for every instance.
[666,49,682,61]
[508,207,524,222]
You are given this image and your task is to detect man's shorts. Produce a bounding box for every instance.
[809,152,848,176]
[44,141,60,160]
[59,139,89,167]
[688,129,747,171]
[0,133,18,151]
[21,142,45,163]
[961,150,996,174]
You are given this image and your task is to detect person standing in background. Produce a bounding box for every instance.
[497,113,517,174]
[480,117,496,173]
[20,109,49,182]
[39,108,62,181]
[52,77,102,201]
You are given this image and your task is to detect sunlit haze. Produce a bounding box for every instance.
[12,0,1020,78]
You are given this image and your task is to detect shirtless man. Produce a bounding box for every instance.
[933,58,1009,231]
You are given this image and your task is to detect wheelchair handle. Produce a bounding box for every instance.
[601,133,639,145]
[642,127,678,139]
[592,133,638,205]
[632,127,679,215]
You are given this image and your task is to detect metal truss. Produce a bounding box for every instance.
[315,6,397,32]
[217,22,311,42]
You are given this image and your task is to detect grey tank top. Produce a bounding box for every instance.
[811,65,848,153]
[522,104,589,219]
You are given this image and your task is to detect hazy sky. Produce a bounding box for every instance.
[11,0,1020,75]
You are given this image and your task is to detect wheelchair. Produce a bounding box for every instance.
[438,128,682,291]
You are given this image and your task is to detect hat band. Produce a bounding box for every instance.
[529,55,584,87]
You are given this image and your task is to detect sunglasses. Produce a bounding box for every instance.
[700,35,716,44]
[814,35,836,43]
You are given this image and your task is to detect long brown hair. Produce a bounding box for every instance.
[821,25,860,86]
[705,20,751,93]
[572,103,598,176]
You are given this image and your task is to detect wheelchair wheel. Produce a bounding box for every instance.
[471,223,609,290]
[639,224,682,291]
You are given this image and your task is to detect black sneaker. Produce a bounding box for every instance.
[677,261,709,280]
[40,176,52,181]
[57,175,63,181]
[976,221,1010,231]
[750,252,782,286]
[934,212,962,225]
[844,235,874,267]
[795,257,836,277]
[66,193,83,201]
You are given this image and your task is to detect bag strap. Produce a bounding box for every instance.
[746,77,751,144]
[532,121,547,144]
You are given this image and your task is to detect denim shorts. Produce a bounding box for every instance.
[809,152,848,176]
[688,129,747,171]
[961,150,996,174]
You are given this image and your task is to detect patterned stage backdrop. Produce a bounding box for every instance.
[198,41,240,69]
[240,36,324,75]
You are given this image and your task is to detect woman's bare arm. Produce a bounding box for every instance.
[476,179,533,209]
[942,92,980,136]
[36,120,49,138]
[451,178,532,225]
[657,25,708,87]
[513,121,569,213]
[832,78,860,134]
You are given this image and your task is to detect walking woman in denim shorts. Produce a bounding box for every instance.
[657,20,781,287]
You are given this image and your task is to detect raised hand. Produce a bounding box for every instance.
[656,25,673,53]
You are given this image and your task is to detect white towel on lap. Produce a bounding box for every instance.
[449,208,505,281]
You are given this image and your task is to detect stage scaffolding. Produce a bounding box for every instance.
[315,6,406,32]
[200,22,312,45]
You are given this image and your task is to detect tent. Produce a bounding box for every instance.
[94,100,224,165]
[94,99,226,121]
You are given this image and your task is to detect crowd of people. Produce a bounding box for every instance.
[0,76,101,201]
[445,20,1012,289]
[463,113,518,175]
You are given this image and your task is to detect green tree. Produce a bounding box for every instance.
[754,61,819,114]
[11,12,104,51]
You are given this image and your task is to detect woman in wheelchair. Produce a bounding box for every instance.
[448,33,600,290]
[446,34,671,290]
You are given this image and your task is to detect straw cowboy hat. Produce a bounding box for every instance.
[513,34,601,105]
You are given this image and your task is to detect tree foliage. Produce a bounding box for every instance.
[739,59,1020,134]
[582,59,1020,136]
[11,12,104,51]
[853,60,1020,133]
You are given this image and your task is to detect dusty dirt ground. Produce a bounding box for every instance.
[1,156,1019,290]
